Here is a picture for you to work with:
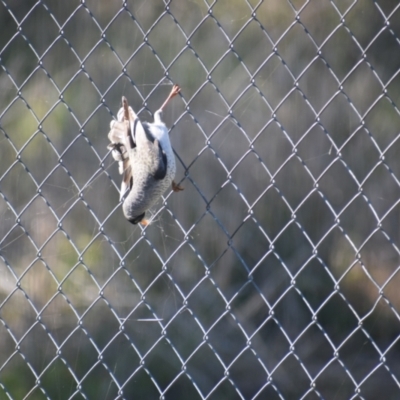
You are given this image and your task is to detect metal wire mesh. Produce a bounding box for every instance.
[1,0,400,398]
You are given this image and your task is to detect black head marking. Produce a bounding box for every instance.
[127,212,146,225]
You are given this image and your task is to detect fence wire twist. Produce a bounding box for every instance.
[1,0,400,399]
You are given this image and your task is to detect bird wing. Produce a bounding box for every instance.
[134,120,167,181]
[108,119,133,201]
[151,139,167,180]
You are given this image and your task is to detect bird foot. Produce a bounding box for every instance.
[169,84,181,98]
[160,84,181,111]
[140,219,150,226]
[172,180,184,192]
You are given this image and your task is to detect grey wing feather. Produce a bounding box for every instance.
[135,121,167,180]
[151,139,167,180]
[108,120,133,200]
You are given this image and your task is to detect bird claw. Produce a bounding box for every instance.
[170,84,181,97]
[172,180,184,192]
[140,219,150,226]
[160,84,181,111]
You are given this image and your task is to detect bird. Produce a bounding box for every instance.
[107,84,183,226]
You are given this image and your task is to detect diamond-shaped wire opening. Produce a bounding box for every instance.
[124,46,166,98]
[275,89,317,143]
[233,19,274,75]
[298,0,342,46]
[62,6,102,60]
[345,0,388,48]
[119,367,161,399]
[165,243,206,296]
[253,54,294,110]
[0,166,39,219]
[275,22,319,79]
[19,4,60,56]
[365,96,400,151]
[83,0,122,29]
[141,337,184,390]
[366,27,400,83]
[229,152,271,205]
[101,332,141,384]
[147,14,187,67]
[208,246,250,299]
[296,257,336,311]
[101,268,142,311]
[185,343,226,396]
[39,357,77,400]
[104,11,145,64]
[186,146,229,202]
[19,134,60,185]
[210,51,250,106]
[230,217,270,270]
[315,358,355,399]
[186,277,228,332]
[20,68,61,121]
[293,322,334,377]
[81,299,121,348]
[60,262,101,311]
[1,34,39,88]
[84,41,124,94]
[59,327,99,380]
[168,49,207,100]
[169,0,209,36]
[338,327,383,382]
[273,155,315,210]
[19,259,58,311]
[19,321,57,375]
[317,159,359,213]
[190,16,230,71]
[271,352,312,398]
[360,364,400,398]
[297,56,340,112]
[212,0,253,40]
[40,293,79,344]
[40,230,78,282]
[231,86,272,140]
[164,373,204,400]
[0,288,38,342]
[228,348,269,397]
[79,362,119,398]
[56,215,94,257]
[337,194,378,249]
[1,98,39,151]
[188,82,229,135]
[295,124,336,178]
[342,62,384,117]
[164,307,205,360]
[315,292,360,347]
[255,1,297,43]
[0,352,37,399]
[62,72,101,124]
[363,164,400,217]
[0,225,38,279]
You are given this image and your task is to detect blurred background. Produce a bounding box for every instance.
[1,0,400,398]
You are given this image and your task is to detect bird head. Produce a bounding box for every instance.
[127,212,146,225]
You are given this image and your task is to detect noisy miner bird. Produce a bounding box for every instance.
[107,84,183,225]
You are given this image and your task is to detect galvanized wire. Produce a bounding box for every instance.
[1,0,400,399]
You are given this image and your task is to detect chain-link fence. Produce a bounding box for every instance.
[1,0,400,399]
